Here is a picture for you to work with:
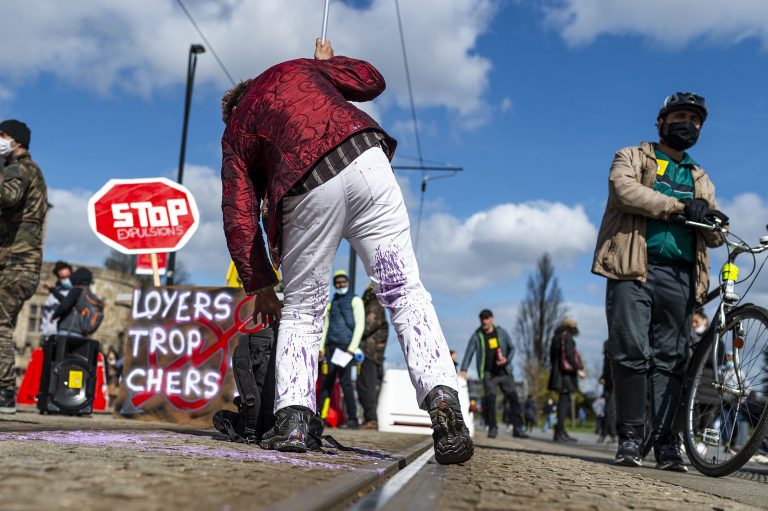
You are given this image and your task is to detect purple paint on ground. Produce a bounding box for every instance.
[0,431,393,469]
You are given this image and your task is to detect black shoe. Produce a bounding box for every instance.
[654,443,688,472]
[563,431,578,443]
[596,435,606,444]
[260,406,313,453]
[553,432,570,443]
[615,439,642,467]
[0,388,15,414]
[340,418,359,430]
[512,427,529,439]
[424,386,474,465]
[488,426,498,439]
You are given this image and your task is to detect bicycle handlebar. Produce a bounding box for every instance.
[669,214,768,256]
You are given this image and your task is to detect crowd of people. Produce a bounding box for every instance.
[0,30,736,473]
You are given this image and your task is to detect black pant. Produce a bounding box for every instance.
[602,390,617,438]
[483,372,523,430]
[606,263,694,445]
[319,346,358,423]
[356,358,383,421]
[556,392,571,435]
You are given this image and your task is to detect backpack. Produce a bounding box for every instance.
[213,326,358,452]
[74,288,105,336]
[213,327,278,443]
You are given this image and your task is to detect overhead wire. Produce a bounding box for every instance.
[394,0,428,253]
[175,0,237,87]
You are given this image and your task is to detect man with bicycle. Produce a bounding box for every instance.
[592,92,728,471]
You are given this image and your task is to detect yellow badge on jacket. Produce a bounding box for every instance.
[656,159,669,176]
[488,337,499,349]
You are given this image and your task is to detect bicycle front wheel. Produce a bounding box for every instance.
[682,303,768,477]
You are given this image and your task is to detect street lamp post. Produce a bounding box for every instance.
[167,43,205,285]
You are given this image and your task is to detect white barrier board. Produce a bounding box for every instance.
[376,368,474,437]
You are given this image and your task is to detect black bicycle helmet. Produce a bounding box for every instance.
[658,92,708,122]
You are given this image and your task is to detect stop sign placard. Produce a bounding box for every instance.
[88,178,200,254]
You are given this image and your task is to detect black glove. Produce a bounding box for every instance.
[682,198,708,223]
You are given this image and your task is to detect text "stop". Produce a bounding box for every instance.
[112,200,189,228]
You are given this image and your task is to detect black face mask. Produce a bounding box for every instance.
[663,121,700,151]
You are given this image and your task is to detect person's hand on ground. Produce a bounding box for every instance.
[314,38,334,60]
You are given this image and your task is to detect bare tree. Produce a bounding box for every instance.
[515,253,567,395]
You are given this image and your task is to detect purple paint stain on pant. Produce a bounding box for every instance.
[373,246,407,309]
[413,326,421,336]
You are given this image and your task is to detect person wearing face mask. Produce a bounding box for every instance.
[40,261,74,343]
[691,310,709,345]
[0,119,47,414]
[592,92,728,471]
[318,270,364,429]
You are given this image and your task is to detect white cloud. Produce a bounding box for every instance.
[545,0,768,47]
[417,201,598,294]
[501,97,513,112]
[45,188,108,265]
[2,0,496,126]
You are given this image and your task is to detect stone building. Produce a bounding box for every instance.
[12,261,141,383]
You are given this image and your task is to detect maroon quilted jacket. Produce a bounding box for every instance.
[221,56,397,293]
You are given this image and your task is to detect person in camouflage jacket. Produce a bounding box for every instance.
[0,119,47,413]
[356,284,389,429]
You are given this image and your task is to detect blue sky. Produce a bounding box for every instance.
[5,0,768,388]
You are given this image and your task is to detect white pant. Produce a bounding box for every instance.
[275,147,458,413]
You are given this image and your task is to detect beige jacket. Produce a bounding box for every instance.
[592,142,723,304]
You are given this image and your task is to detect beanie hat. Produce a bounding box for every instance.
[71,268,93,286]
[0,120,31,149]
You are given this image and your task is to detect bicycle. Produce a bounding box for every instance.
[675,216,768,477]
[635,217,768,475]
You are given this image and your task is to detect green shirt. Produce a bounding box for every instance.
[646,146,696,264]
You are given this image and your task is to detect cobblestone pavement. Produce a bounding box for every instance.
[2,408,766,510]
[0,407,421,511]
[433,434,764,511]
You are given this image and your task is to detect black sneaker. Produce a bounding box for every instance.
[340,418,359,430]
[615,439,642,467]
[487,426,498,438]
[260,406,313,453]
[654,443,688,472]
[424,386,474,465]
[512,427,529,439]
[0,388,15,414]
